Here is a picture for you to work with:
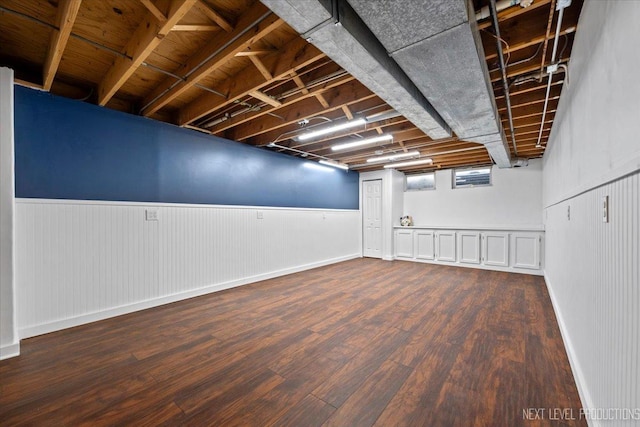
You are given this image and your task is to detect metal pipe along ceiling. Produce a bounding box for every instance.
[537,2,569,148]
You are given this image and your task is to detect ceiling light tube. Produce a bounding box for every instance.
[331,134,393,151]
[366,150,420,163]
[297,118,366,141]
[319,160,349,170]
[383,158,433,169]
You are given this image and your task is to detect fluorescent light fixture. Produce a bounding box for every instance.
[383,158,433,169]
[319,160,349,170]
[366,150,420,163]
[331,134,393,151]
[297,118,366,141]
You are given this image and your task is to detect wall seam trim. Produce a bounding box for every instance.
[544,165,640,210]
[14,198,360,212]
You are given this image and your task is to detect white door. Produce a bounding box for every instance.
[363,180,382,258]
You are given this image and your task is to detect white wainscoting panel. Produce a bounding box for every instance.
[394,229,414,258]
[483,232,509,267]
[414,230,435,260]
[545,172,639,426]
[436,231,456,262]
[15,200,360,338]
[512,233,541,270]
[458,232,480,264]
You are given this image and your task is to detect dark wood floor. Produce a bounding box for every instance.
[0,258,585,426]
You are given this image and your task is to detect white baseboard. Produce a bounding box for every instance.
[0,341,20,360]
[543,272,596,427]
[19,253,360,340]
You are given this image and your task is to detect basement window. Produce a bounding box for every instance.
[453,166,492,188]
[406,173,435,191]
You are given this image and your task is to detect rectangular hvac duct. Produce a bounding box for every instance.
[260,0,452,140]
[346,0,512,167]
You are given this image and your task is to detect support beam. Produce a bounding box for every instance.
[227,80,376,142]
[140,0,167,23]
[178,35,324,125]
[314,93,329,108]
[98,0,197,106]
[341,105,353,120]
[484,27,574,61]
[477,0,552,30]
[43,0,82,91]
[194,0,233,32]
[142,3,282,116]
[242,93,384,146]
[206,74,353,134]
[249,56,272,80]
[172,24,219,31]
[248,90,281,107]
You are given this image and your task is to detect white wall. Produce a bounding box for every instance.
[15,199,360,338]
[0,67,18,359]
[403,158,543,228]
[542,2,640,424]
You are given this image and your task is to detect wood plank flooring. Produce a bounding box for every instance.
[0,258,585,426]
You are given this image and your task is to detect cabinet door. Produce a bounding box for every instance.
[483,232,509,267]
[512,233,541,269]
[395,230,414,258]
[436,231,456,262]
[414,230,435,260]
[459,232,480,264]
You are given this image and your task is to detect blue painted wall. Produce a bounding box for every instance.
[14,86,359,209]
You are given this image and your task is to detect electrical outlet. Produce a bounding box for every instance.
[256,211,264,220]
[602,195,609,223]
[145,208,158,221]
[567,205,570,221]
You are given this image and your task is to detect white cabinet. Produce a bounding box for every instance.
[395,229,414,258]
[458,232,480,264]
[483,232,509,267]
[512,233,541,270]
[414,230,435,260]
[436,231,456,262]
[394,227,543,275]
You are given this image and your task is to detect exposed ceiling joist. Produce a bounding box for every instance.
[246,96,388,146]
[227,79,376,142]
[477,0,552,30]
[193,0,233,32]
[98,0,197,106]
[140,0,167,23]
[248,90,281,107]
[43,0,82,90]
[207,74,354,134]
[142,3,283,116]
[178,36,325,126]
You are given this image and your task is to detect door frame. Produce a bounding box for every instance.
[362,179,383,258]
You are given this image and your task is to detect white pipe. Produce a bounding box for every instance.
[536,5,566,148]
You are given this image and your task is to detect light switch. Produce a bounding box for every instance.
[602,195,609,223]
[145,208,158,221]
[256,211,264,219]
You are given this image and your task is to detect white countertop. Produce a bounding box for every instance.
[393,224,545,232]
